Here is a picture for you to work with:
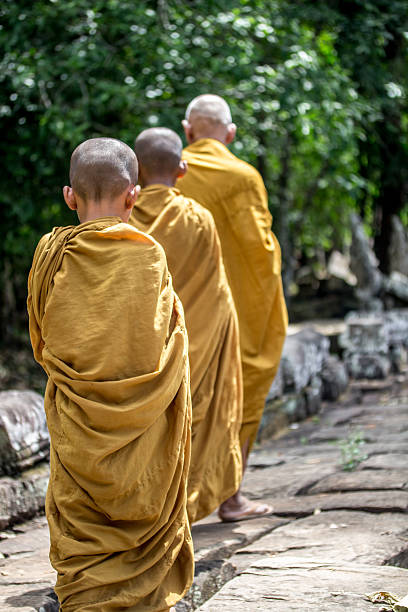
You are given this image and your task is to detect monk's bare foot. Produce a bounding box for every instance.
[218,491,273,523]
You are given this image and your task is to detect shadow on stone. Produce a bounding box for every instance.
[5,587,58,611]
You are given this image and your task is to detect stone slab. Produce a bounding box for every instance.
[359,453,408,470]
[267,490,408,516]
[191,515,287,564]
[241,457,338,499]
[0,390,49,476]
[307,469,408,495]
[197,558,408,611]
[237,510,408,567]
[0,518,55,612]
[0,463,49,529]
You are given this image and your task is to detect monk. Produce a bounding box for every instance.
[177,94,288,522]
[27,137,194,611]
[130,127,242,524]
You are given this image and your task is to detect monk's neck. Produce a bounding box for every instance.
[191,135,228,146]
[141,177,175,188]
[77,201,128,223]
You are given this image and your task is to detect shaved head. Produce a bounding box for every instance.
[134,128,182,177]
[183,94,236,145]
[70,137,138,203]
[185,94,232,125]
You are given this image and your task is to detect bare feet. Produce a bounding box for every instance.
[218,490,273,523]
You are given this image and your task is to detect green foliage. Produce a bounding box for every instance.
[1,0,408,336]
[338,430,368,471]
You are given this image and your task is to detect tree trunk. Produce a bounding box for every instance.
[373,113,406,273]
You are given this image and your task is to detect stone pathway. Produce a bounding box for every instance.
[1,376,407,611]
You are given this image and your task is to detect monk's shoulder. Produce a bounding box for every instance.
[177,194,216,234]
[105,222,167,261]
[229,154,265,188]
[32,225,73,259]
[36,231,53,252]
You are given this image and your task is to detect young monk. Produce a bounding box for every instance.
[27,137,194,611]
[130,127,242,524]
[177,95,288,522]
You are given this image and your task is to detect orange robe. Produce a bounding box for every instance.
[27,217,193,611]
[178,139,288,451]
[130,186,242,523]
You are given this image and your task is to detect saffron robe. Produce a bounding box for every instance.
[130,186,242,523]
[27,217,194,611]
[177,139,288,451]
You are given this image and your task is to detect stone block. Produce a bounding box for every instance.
[304,375,323,416]
[384,309,408,346]
[259,394,308,442]
[341,313,389,353]
[0,390,49,476]
[0,463,49,529]
[349,212,383,296]
[389,215,408,277]
[280,329,329,393]
[385,271,408,302]
[321,355,349,400]
[344,351,391,380]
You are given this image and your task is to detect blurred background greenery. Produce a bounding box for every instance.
[1,0,408,355]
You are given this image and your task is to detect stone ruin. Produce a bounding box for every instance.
[259,328,348,442]
[350,212,408,308]
[0,391,49,529]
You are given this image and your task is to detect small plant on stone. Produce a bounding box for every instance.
[338,430,368,471]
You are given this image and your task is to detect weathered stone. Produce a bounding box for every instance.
[349,212,383,300]
[304,375,323,416]
[306,469,408,495]
[279,329,329,394]
[389,215,408,277]
[280,337,309,393]
[359,453,408,470]
[294,328,330,366]
[0,464,49,529]
[270,490,408,516]
[0,391,49,476]
[242,458,338,500]
[0,585,58,612]
[176,560,236,612]
[321,355,349,400]
[239,510,408,567]
[327,250,357,286]
[0,517,55,612]
[258,394,307,441]
[198,559,408,611]
[342,313,389,353]
[385,271,408,302]
[192,516,287,565]
[344,351,391,379]
[384,309,408,346]
[390,344,408,373]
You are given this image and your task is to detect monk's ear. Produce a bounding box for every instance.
[182,119,194,144]
[125,185,140,210]
[176,160,188,179]
[63,186,77,211]
[225,123,236,145]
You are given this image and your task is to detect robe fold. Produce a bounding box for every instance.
[27,216,194,611]
[130,186,242,523]
[177,139,288,451]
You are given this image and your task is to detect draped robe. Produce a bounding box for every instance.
[130,186,242,523]
[27,217,194,611]
[177,139,288,451]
